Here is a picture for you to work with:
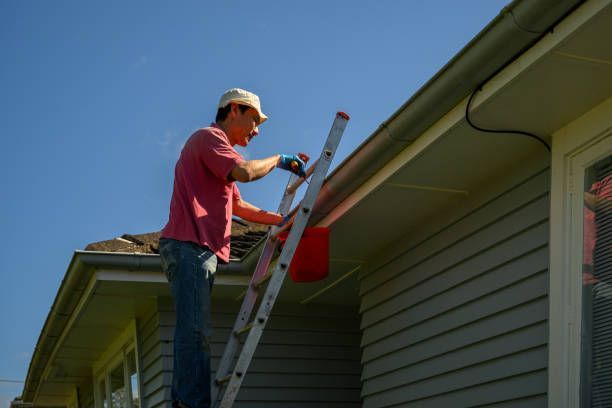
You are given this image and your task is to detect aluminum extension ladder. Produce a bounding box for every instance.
[211,112,350,407]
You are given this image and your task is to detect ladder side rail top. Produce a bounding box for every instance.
[218,112,349,407]
[211,173,300,403]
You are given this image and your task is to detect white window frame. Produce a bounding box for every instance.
[548,96,612,408]
[93,320,142,408]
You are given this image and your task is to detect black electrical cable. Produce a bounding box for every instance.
[465,86,551,152]
[462,3,586,153]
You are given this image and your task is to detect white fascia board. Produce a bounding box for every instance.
[34,275,99,404]
[317,0,607,228]
[95,268,249,286]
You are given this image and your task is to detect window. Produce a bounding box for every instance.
[95,346,140,408]
[548,101,612,408]
[580,156,612,407]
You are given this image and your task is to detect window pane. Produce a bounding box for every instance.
[581,155,612,408]
[110,361,127,408]
[99,379,107,408]
[127,349,140,408]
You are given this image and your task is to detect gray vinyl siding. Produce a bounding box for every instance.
[359,163,550,407]
[138,308,172,408]
[141,297,362,408]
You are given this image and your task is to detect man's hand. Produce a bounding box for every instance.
[277,214,292,227]
[277,153,310,177]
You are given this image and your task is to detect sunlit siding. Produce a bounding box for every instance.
[138,308,172,408]
[359,164,550,407]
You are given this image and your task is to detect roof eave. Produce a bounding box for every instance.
[311,0,584,225]
[21,249,248,403]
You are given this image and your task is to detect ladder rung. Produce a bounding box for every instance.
[254,271,273,288]
[236,270,273,302]
[215,374,232,385]
[234,322,255,336]
[271,216,294,239]
[235,289,247,301]
[234,316,266,337]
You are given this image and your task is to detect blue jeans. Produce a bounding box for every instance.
[159,238,217,408]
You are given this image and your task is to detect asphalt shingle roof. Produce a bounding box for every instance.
[84,219,268,261]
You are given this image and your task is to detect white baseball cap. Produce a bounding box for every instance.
[218,88,268,124]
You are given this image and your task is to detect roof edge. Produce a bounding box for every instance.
[311,0,584,225]
[21,250,247,402]
[21,252,89,402]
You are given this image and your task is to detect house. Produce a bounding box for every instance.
[18,0,612,406]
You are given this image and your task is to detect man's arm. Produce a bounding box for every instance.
[233,197,284,225]
[230,155,280,182]
[230,153,309,182]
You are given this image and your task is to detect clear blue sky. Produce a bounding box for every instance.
[0,0,508,405]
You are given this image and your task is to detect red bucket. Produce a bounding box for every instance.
[278,227,330,282]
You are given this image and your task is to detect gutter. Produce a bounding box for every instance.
[75,250,244,274]
[310,0,584,225]
[22,252,90,402]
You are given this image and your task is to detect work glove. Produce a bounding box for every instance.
[277,214,292,227]
[277,153,309,177]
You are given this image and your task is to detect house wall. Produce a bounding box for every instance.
[359,151,551,407]
[138,297,362,408]
[139,307,171,408]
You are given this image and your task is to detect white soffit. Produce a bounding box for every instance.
[473,2,612,135]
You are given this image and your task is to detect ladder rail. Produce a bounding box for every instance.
[217,112,349,407]
[210,173,300,404]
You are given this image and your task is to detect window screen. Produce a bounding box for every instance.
[581,154,612,407]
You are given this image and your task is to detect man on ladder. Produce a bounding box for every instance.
[158,88,308,408]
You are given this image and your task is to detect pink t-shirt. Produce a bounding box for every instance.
[161,124,244,263]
